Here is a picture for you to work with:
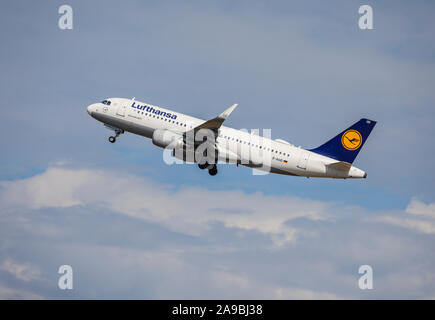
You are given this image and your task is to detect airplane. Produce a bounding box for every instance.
[87,97,376,178]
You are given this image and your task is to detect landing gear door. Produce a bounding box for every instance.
[297,151,310,170]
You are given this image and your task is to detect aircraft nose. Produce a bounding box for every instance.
[87,104,96,115]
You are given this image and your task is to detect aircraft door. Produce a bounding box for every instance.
[297,151,310,170]
[116,101,127,117]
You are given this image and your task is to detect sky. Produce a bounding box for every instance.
[0,0,434,299]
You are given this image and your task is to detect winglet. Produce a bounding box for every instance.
[218,104,238,120]
[194,103,238,131]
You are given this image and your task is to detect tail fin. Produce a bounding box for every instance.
[309,118,376,164]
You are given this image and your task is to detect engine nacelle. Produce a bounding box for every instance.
[172,146,196,163]
[152,129,182,149]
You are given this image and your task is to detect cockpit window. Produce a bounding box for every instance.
[101,100,111,105]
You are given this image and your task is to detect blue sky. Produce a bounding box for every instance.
[0,0,434,299]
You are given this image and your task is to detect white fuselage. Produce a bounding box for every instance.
[87,98,366,178]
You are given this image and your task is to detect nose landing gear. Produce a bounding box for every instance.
[104,124,124,143]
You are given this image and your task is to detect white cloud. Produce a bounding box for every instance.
[406,198,435,219]
[0,167,330,246]
[0,168,89,209]
[211,270,341,299]
[50,243,341,299]
[0,259,40,282]
[0,283,43,300]
[375,198,435,235]
[379,216,435,235]
[2,167,435,299]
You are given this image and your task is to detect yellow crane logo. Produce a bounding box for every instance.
[342,130,362,150]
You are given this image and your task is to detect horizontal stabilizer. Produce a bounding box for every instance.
[326,161,352,171]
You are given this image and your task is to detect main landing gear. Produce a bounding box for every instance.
[198,162,218,176]
[208,165,218,176]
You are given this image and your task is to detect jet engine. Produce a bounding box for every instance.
[152,129,182,149]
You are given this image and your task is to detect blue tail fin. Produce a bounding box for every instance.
[309,118,376,164]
